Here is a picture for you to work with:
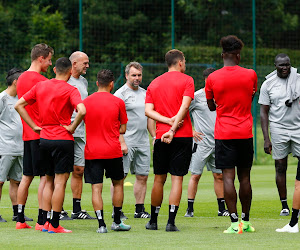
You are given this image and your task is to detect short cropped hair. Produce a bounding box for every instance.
[125,62,143,75]
[220,35,244,54]
[31,43,54,61]
[55,57,72,74]
[203,68,215,79]
[97,69,114,87]
[275,53,290,63]
[6,68,23,86]
[165,49,184,67]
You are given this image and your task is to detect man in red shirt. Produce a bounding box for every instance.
[83,69,130,233]
[205,35,257,234]
[16,43,53,229]
[15,57,86,233]
[145,49,194,231]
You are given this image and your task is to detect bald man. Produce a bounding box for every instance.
[60,51,95,220]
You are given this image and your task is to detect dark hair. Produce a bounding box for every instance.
[165,49,184,67]
[31,43,54,61]
[6,68,23,86]
[275,53,290,63]
[55,57,72,74]
[97,69,114,87]
[203,67,215,79]
[220,35,244,53]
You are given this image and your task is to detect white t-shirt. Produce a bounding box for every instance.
[67,75,88,138]
[259,75,300,133]
[0,90,23,155]
[114,84,149,147]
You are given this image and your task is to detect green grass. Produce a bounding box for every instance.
[1,165,300,249]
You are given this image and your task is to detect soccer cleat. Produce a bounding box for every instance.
[280,208,290,216]
[218,210,230,217]
[12,215,33,221]
[223,222,242,234]
[112,211,128,220]
[276,223,299,233]
[35,223,43,231]
[184,209,194,217]
[48,224,72,233]
[145,221,158,230]
[111,221,131,231]
[166,223,180,232]
[0,215,7,222]
[42,221,50,232]
[16,222,32,229]
[96,226,108,233]
[71,210,96,220]
[60,210,73,220]
[239,220,255,232]
[134,210,151,218]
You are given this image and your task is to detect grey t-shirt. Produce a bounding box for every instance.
[114,84,149,147]
[258,75,300,133]
[67,75,88,138]
[189,88,216,148]
[0,90,23,155]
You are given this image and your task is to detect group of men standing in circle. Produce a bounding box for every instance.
[0,34,299,234]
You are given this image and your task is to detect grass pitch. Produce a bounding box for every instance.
[1,165,300,249]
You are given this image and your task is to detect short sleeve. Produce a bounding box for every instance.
[114,88,124,101]
[205,76,214,100]
[183,77,194,99]
[70,88,82,109]
[189,99,196,112]
[0,95,4,114]
[119,99,128,124]
[23,85,37,105]
[258,80,270,105]
[145,87,153,104]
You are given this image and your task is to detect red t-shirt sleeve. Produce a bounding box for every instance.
[205,76,214,99]
[23,85,37,105]
[253,70,258,92]
[145,87,153,104]
[119,99,128,124]
[70,88,82,109]
[183,77,195,99]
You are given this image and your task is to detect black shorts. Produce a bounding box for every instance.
[23,139,46,176]
[84,158,124,184]
[215,138,254,169]
[40,139,74,176]
[153,137,193,176]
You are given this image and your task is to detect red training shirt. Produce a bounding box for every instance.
[145,71,194,139]
[17,71,47,141]
[23,79,82,141]
[83,92,128,160]
[205,65,257,139]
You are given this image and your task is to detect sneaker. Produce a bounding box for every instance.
[134,210,151,218]
[71,210,96,220]
[35,223,43,231]
[12,215,33,221]
[48,224,72,233]
[0,215,7,222]
[111,221,131,231]
[218,210,230,216]
[60,210,73,220]
[239,220,255,232]
[223,222,242,234]
[96,226,108,233]
[280,208,290,216]
[184,209,194,217]
[145,221,158,230]
[16,222,32,229]
[276,223,299,233]
[42,221,50,232]
[166,223,179,232]
[112,211,128,220]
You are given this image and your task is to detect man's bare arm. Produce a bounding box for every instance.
[119,124,127,134]
[260,104,272,154]
[145,103,174,125]
[15,97,41,134]
[147,118,156,138]
[207,99,216,111]
[63,103,86,134]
